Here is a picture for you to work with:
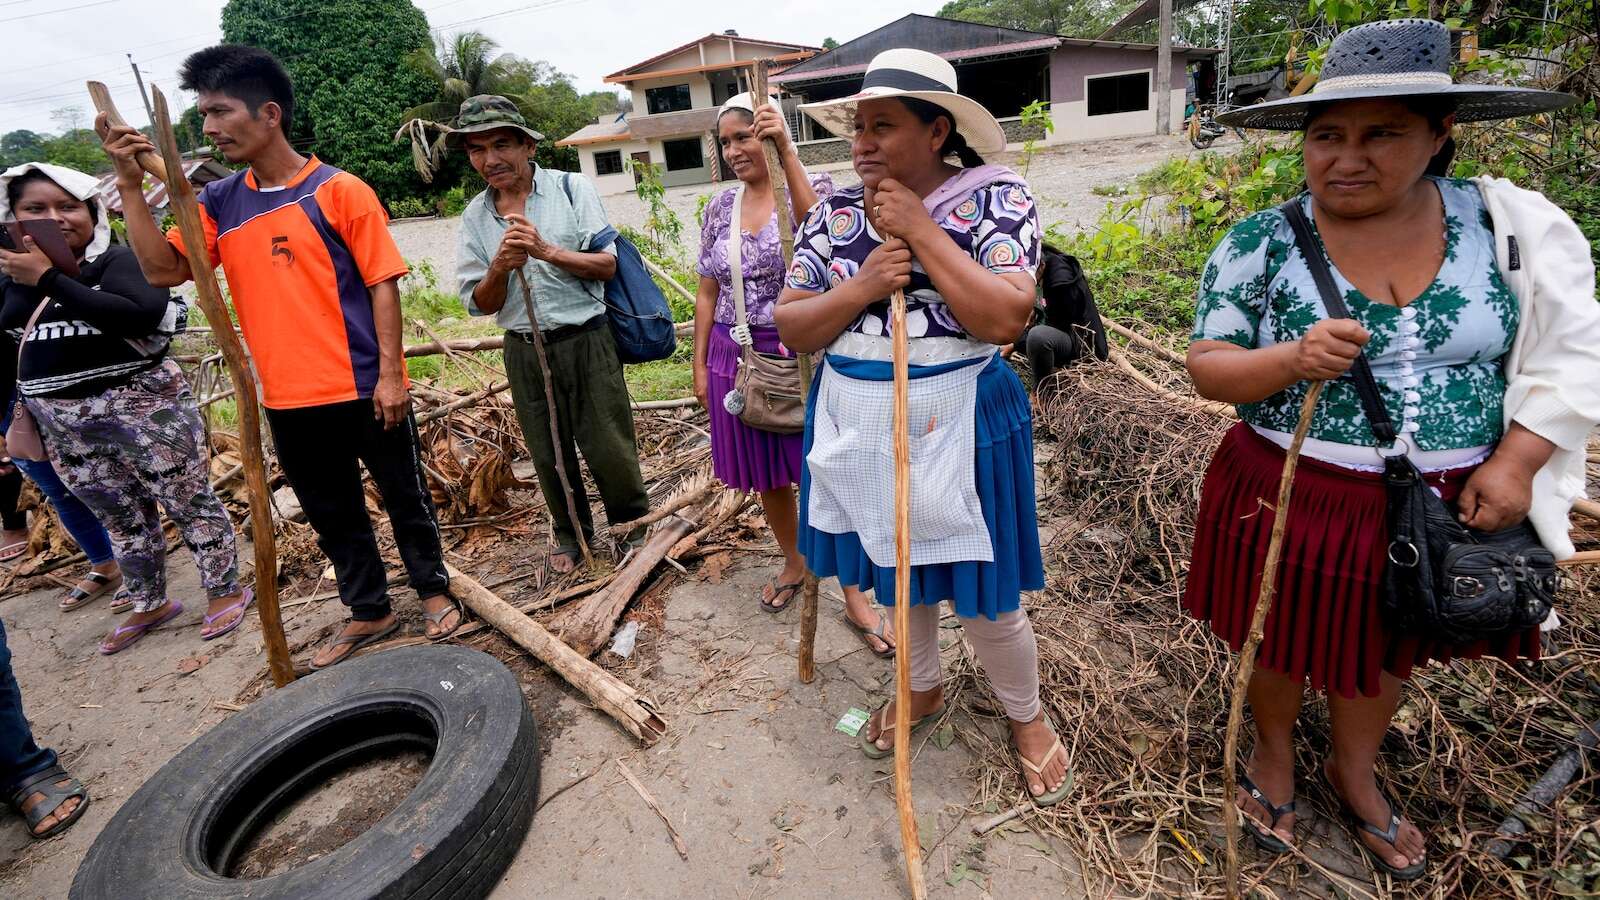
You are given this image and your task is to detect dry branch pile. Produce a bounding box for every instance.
[949,334,1600,898]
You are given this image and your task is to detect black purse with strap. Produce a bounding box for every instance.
[1280,199,1557,643]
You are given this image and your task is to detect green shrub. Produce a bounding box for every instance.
[438,186,467,217]
[389,197,431,218]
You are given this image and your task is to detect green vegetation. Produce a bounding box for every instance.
[222,0,438,204]
[624,342,695,402]
[1017,100,1055,178]
[936,0,1122,36]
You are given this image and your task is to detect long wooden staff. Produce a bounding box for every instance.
[514,270,592,568]
[88,82,294,688]
[1221,380,1324,896]
[747,61,820,684]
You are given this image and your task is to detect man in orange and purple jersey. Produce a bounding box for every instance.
[101,45,461,670]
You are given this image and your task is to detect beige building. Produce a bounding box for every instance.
[557,31,819,197]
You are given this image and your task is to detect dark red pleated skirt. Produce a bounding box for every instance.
[1183,423,1540,699]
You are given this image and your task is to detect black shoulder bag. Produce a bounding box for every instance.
[1280,199,1557,643]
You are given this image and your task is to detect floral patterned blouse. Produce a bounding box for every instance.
[696,173,835,327]
[1192,177,1519,451]
[785,180,1041,345]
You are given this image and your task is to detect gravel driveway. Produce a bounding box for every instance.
[390,131,1227,277]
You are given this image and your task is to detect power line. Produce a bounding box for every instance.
[0,0,118,25]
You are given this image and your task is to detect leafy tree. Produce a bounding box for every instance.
[822,37,840,49]
[221,0,437,202]
[1,130,46,168]
[40,130,110,174]
[936,0,1123,37]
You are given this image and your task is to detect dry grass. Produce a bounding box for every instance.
[946,336,1600,898]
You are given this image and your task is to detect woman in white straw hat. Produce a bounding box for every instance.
[1185,18,1598,879]
[775,48,1067,805]
[692,94,845,622]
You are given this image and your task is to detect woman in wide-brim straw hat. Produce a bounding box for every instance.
[1186,18,1599,880]
[775,49,1067,804]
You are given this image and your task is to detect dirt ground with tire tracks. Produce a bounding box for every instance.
[1,525,1083,898]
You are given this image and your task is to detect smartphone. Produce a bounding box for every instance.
[1,219,79,278]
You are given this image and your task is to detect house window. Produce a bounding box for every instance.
[663,138,703,172]
[594,150,624,176]
[645,83,693,115]
[1087,72,1150,116]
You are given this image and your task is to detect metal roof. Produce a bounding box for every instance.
[94,158,231,214]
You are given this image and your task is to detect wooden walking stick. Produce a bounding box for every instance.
[747,61,820,683]
[88,82,294,688]
[513,270,593,568]
[888,280,927,900]
[1221,380,1324,897]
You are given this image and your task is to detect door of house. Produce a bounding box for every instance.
[631,151,651,185]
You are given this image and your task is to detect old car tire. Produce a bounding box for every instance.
[71,644,538,900]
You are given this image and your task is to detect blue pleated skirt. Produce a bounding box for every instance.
[799,353,1045,619]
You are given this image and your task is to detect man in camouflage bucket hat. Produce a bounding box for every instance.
[445,94,545,147]
[453,95,650,573]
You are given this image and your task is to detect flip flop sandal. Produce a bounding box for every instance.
[0,538,28,563]
[1020,734,1074,808]
[1331,784,1426,881]
[310,618,401,671]
[844,609,895,658]
[424,595,464,642]
[107,589,134,615]
[8,764,89,840]
[98,599,183,655]
[1237,772,1296,853]
[860,703,944,760]
[60,571,123,612]
[760,580,802,614]
[201,588,254,641]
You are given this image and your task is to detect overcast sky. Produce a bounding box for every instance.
[0,0,944,136]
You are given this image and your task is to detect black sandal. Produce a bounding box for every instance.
[9,764,90,840]
[60,570,122,612]
[1237,772,1296,854]
[1332,787,1426,881]
[309,619,401,671]
[760,580,802,613]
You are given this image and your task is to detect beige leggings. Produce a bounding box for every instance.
[904,603,1042,723]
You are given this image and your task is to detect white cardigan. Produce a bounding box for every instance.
[1476,176,1600,560]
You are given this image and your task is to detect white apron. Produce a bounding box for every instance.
[806,354,994,568]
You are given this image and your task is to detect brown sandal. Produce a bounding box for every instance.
[310,619,400,671]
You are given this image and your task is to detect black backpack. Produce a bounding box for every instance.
[1031,245,1108,362]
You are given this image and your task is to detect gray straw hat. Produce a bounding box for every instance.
[1217,19,1576,130]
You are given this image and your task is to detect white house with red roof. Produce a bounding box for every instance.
[557,30,819,196]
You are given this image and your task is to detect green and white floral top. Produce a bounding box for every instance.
[1192,176,1519,452]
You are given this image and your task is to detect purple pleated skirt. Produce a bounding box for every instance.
[706,322,804,493]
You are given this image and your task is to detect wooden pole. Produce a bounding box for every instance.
[513,271,593,567]
[1221,381,1324,896]
[88,82,294,688]
[749,60,822,684]
[889,281,926,899]
[447,565,666,743]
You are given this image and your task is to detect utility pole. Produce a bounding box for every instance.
[1155,0,1174,135]
[127,54,156,127]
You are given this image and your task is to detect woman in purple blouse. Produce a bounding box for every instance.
[694,94,890,639]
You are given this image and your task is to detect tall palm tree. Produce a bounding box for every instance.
[395,31,534,181]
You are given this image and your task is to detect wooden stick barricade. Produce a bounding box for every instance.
[447,565,666,743]
[1221,381,1324,897]
[88,82,296,688]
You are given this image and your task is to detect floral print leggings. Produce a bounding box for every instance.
[27,360,240,613]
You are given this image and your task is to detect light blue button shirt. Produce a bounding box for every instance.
[456,166,615,332]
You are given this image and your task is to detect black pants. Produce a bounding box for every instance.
[266,400,450,621]
[1024,324,1083,389]
[0,468,22,531]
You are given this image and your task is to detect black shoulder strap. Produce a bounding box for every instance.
[1279,199,1398,445]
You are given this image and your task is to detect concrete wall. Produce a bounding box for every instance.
[1047,46,1195,141]
[628,74,714,118]
[577,139,652,196]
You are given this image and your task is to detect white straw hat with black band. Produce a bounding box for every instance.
[1217,18,1576,131]
[799,48,1008,156]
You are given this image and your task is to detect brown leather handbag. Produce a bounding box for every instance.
[6,297,53,462]
[720,183,805,435]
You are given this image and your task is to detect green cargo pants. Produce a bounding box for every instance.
[503,323,650,553]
